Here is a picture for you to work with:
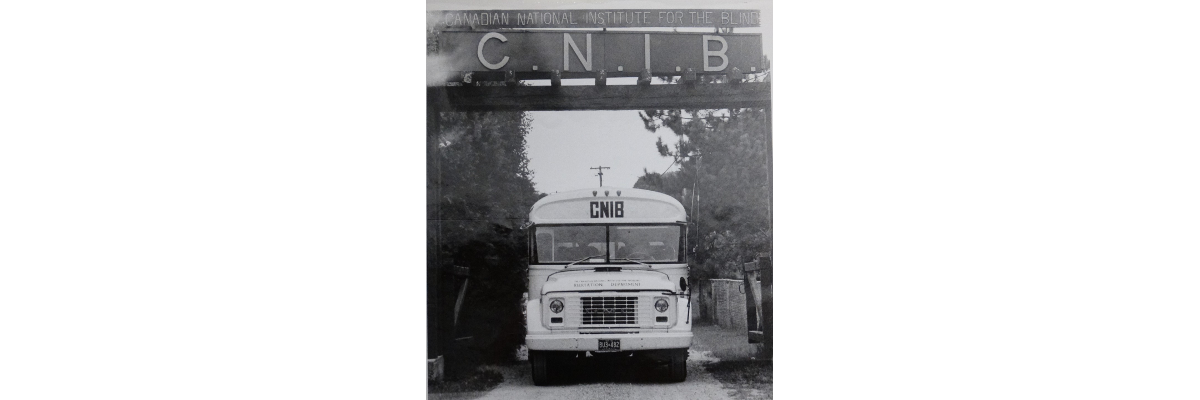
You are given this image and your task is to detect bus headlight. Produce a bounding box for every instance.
[549,298,564,314]
[655,298,669,312]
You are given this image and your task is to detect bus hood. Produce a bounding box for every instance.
[541,268,676,294]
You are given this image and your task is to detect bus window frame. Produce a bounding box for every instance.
[530,222,688,265]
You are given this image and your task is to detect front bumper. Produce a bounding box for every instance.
[525,331,692,351]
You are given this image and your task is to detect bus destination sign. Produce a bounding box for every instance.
[429,9,761,29]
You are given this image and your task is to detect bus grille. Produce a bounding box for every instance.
[580,297,638,325]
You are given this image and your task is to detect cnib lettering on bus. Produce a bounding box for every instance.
[589,201,624,218]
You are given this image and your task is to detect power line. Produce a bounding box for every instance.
[661,157,679,174]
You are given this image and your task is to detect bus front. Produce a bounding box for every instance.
[524,187,691,385]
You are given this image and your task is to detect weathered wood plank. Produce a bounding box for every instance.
[743,260,760,272]
[759,253,772,359]
[748,330,764,343]
[431,82,770,112]
[743,266,763,343]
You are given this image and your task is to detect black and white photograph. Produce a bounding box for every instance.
[426,1,774,398]
[6,1,1200,399]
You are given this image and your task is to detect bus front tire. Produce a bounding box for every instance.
[530,351,552,386]
[667,349,688,382]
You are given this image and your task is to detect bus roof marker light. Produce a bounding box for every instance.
[604,190,609,196]
[592,191,597,196]
[617,190,622,196]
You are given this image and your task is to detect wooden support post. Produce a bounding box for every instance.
[743,259,764,343]
[596,69,607,87]
[763,101,773,359]
[550,70,562,87]
[759,253,773,359]
[426,87,444,379]
[766,101,773,225]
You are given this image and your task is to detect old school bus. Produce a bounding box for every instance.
[524,186,691,385]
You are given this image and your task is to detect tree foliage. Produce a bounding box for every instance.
[427,109,540,376]
[427,28,543,376]
[634,105,772,280]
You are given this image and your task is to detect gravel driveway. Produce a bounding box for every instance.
[474,349,732,400]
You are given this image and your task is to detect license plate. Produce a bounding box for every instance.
[598,339,621,351]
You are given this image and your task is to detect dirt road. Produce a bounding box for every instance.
[474,349,732,400]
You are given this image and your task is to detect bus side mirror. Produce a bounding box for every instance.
[679,277,688,292]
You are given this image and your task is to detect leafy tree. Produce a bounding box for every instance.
[427,109,540,377]
[427,29,542,377]
[634,101,771,280]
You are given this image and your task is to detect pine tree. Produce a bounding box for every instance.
[634,104,772,279]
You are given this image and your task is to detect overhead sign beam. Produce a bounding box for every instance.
[429,9,762,29]
[429,82,770,112]
[438,31,763,79]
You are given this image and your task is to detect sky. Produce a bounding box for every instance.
[526,110,680,193]
[428,0,772,194]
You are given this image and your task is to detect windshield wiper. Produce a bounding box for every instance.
[564,254,605,268]
[612,257,652,268]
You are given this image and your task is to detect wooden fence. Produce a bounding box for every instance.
[693,254,772,357]
[695,278,761,331]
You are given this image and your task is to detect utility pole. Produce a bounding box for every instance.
[590,165,610,186]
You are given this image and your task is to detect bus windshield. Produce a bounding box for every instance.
[534,225,683,264]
